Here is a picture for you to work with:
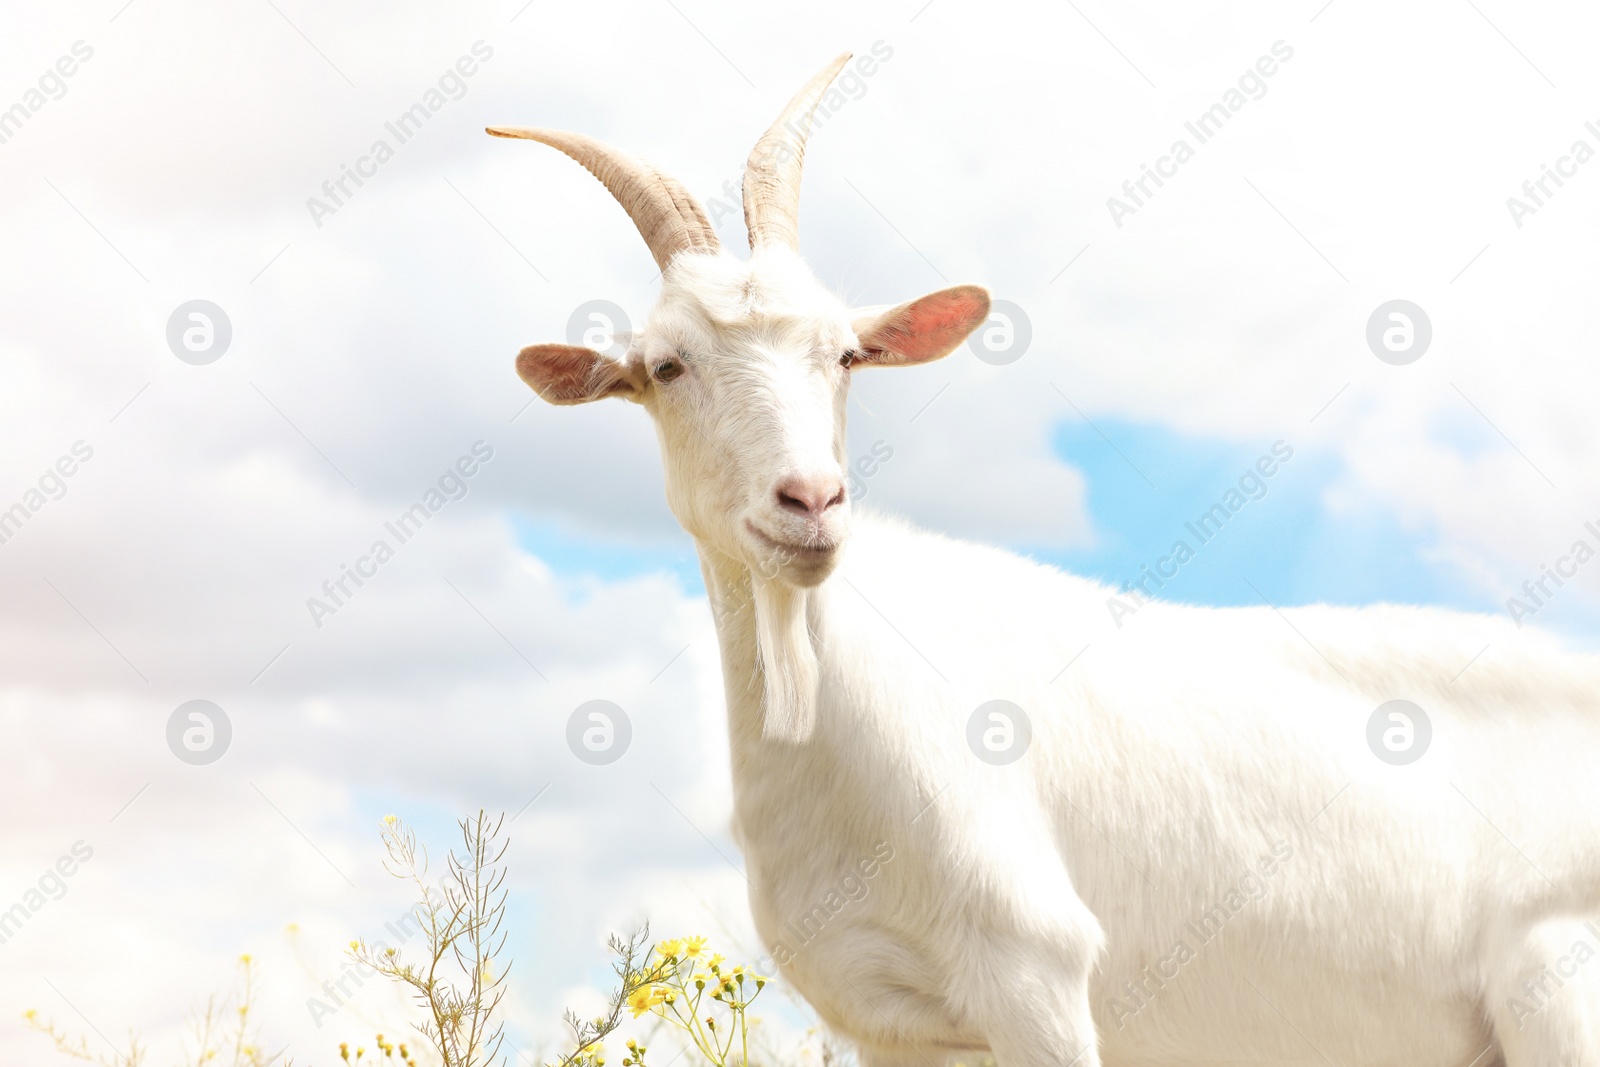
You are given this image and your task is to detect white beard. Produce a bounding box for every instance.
[750,575,819,743]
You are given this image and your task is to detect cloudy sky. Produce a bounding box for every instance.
[3,0,1599,1062]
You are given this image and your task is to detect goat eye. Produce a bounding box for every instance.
[653,359,683,383]
[839,350,856,369]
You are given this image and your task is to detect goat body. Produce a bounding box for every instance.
[712,515,1600,1066]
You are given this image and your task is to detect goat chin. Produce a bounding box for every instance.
[751,576,819,743]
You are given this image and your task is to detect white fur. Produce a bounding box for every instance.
[726,515,1600,1067]
[541,247,1600,1065]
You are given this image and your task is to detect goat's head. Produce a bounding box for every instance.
[491,54,990,740]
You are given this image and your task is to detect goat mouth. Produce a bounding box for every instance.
[744,521,838,563]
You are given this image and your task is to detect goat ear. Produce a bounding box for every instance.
[850,285,992,367]
[516,344,646,405]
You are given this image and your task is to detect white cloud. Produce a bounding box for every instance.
[7,0,1600,1061]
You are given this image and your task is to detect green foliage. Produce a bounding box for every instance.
[349,812,510,1067]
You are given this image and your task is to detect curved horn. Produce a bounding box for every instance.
[743,52,851,252]
[487,127,719,272]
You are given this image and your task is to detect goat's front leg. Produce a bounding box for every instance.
[803,912,1101,1067]
[957,927,1103,1067]
[908,797,1106,1067]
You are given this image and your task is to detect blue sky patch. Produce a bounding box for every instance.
[1039,418,1492,614]
[512,514,705,597]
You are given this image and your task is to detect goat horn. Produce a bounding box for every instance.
[743,52,851,253]
[486,126,719,273]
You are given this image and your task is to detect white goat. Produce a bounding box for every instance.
[491,55,1600,1067]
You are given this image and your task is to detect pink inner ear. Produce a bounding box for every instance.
[860,285,991,365]
[517,344,633,404]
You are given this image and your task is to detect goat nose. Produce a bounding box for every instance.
[775,474,846,519]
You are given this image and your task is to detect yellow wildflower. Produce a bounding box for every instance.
[628,986,660,1018]
[682,935,707,957]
